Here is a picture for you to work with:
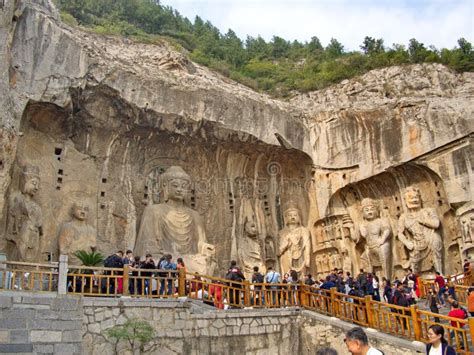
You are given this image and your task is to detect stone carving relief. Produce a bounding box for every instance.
[278,203,311,276]
[134,166,217,275]
[312,214,357,278]
[58,202,97,265]
[264,235,277,268]
[353,198,392,279]
[398,186,443,274]
[6,165,43,262]
[456,202,474,259]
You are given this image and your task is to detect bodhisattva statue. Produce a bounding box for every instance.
[58,203,97,265]
[6,165,43,262]
[134,166,216,275]
[278,204,310,276]
[398,186,443,274]
[238,216,264,276]
[353,198,392,279]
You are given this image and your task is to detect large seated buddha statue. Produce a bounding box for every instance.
[134,166,216,275]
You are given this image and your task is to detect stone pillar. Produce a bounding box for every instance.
[58,255,68,295]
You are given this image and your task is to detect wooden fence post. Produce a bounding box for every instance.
[298,282,306,307]
[330,287,337,316]
[411,305,422,341]
[244,280,251,307]
[469,317,474,351]
[365,295,375,328]
[178,268,186,296]
[122,265,129,296]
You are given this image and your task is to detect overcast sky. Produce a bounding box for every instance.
[160,0,473,51]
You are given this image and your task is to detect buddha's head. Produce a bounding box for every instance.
[244,217,258,238]
[72,202,89,221]
[361,198,378,221]
[284,203,301,227]
[404,186,422,210]
[161,166,191,203]
[20,165,40,197]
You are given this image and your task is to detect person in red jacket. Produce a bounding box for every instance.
[434,271,446,306]
[447,301,466,349]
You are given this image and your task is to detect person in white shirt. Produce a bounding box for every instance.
[344,327,383,355]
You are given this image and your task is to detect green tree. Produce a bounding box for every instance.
[245,35,270,60]
[105,319,154,355]
[271,36,291,59]
[74,250,104,266]
[325,38,344,58]
[360,36,384,55]
[307,36,323,58]
[222,29,246,67]
[408,38,428,63]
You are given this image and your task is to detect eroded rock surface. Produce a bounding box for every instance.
[0,0,472,278]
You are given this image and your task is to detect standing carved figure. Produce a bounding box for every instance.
[134,166,216,275]
[398,186,443,274]
[6,165,43,262]
[238,215,264,276]
[58,202,97,265]
[278,203,310,276]
[354,198,392,279]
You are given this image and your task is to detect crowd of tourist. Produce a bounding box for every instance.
[73,251,472,354]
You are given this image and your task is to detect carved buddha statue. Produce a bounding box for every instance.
[398,186,443,274]
[6,165,43,262]
[278,203,311,276]
[134,166,216,275]
[58,202,97,265]
[354,198,392,278]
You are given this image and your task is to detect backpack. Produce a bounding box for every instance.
[461,307,469,319]
[226,267,244,282]
[104,254,123,268]
[253,272,264,284]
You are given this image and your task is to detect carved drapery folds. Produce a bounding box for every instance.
[278,202,311,277]
[134,166,217,275]
[6,165,43,262]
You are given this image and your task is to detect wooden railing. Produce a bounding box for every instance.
[0,260,59,292]
[1,257,474,353]
[185,272,301,309]
[67,264,183,298]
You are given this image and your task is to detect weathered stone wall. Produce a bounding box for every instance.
[82,298,300,355]
[300,311,424,354]
[82,298,425,355]
[0,292,426,354]
[0,291,82,354]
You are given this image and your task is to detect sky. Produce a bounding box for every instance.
[160,0,473,51]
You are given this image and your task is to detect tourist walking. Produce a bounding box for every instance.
[225,260,245,307]
[344,327,383,355]
[251,266,265,306]
[434,271,446,306]
[468,287,474,316]
[265,266,281,305]
[426,324,456,354]
[426,286,440,323]
[159,254,177,295]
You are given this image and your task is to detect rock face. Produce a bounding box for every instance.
[0,1,472,278]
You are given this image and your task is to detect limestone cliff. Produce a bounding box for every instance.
[0,0,472,277]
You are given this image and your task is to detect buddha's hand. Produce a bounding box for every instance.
[201,243,216,256]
